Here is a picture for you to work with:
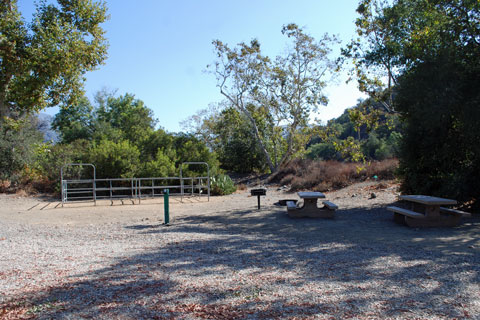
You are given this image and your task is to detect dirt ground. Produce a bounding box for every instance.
[0,180,400,226]
[2,180,480,319]
[0,181,480,253]
[1,180,478,244]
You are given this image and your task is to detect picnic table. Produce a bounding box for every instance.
[287,191,338,218]
[387,195,471,227]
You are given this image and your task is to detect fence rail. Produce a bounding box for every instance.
[61,163,210,206]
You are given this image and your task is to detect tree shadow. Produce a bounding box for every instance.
[3,206,479,318]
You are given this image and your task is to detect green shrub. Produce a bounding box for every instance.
[0,116,43,182]
[210,174,236,195]
[138,150,176,178]
[88,139,140,178]
[34,140,90,179]
[306,142,338,160]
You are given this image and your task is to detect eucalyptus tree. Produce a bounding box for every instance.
[0,0,108,119]
[269,24,339,166]
[210,24,338,172]
[180,103,222,150]
[210,38,276,170]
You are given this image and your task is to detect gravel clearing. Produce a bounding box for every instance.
[1,181,479,319]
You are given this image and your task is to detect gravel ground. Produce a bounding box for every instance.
[0,181,479,319]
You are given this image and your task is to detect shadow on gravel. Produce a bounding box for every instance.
[3,206,480,319]
[124,224,162,230]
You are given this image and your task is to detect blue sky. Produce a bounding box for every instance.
[18,0,365,133]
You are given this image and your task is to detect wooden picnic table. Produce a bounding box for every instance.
[388,195,470,227]
[287,191,337,218]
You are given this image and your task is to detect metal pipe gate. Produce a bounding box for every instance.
[61,162,210,206]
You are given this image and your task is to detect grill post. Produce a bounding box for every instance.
[251,188,267,210]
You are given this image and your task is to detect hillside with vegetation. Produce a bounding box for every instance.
[1,0,479,209]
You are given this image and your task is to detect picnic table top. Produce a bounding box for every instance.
[298,191,326,199]
[399,195,457,205]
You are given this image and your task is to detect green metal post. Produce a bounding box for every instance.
[164,189,170,225]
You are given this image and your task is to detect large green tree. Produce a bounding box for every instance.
[0,0,108,118]
[396,53,480,202]
[342,0,406,111]
[51,95,94,143]
[95,92,157,143]
[348,0,480,204]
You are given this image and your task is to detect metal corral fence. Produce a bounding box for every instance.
[61,162,210,206]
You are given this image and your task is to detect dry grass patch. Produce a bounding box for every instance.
[272,159,398,191]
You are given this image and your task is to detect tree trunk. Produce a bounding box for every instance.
[0,96,8,119]
[240,105,276,173]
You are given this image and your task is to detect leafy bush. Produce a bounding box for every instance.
[173,134,220,175]
[88,139,140,179]
[0,116,43,182]
[306,142,338,160]
[361,132,400,161]
[33,140,90,178]
[138,150,176,178]
[210,174,236,195]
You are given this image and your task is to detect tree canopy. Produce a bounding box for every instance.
[0,0,109,119]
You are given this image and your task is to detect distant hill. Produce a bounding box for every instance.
[37,113,59,143]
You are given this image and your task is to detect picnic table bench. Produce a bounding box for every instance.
[388,195,471,227]
[287,191,338,218]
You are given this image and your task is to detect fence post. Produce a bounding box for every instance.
[164,189,170,225]
[139,180,142,204]
[109,180,113,206]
